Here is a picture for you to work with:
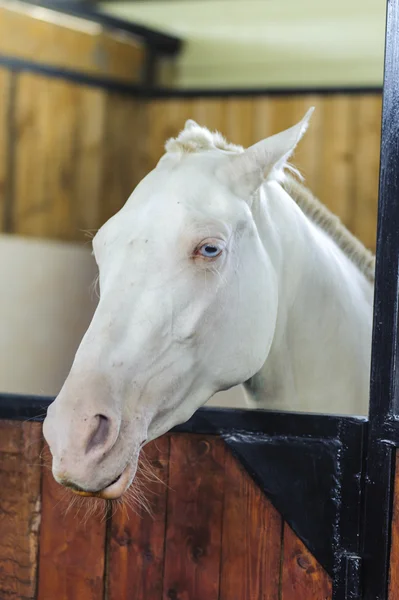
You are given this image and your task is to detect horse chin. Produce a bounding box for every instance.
[70,461,136,500]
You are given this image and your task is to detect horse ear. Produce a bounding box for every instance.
[220,107,314,200]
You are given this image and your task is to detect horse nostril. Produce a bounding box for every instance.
[85,414,111,454]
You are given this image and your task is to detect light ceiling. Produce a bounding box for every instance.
[100,0,386,88]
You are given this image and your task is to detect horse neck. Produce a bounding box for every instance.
[245,180,374,416]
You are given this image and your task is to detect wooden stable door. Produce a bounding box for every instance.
[0,420,331,600]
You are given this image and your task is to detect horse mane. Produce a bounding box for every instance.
[165,124,375,283]
[165,120,243,155]
[283,175,375,282]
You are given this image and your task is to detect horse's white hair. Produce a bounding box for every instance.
[166,120,375,283]
[165,119,244,155]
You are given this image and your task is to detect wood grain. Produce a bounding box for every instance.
[37,447,106,600]
[163,434,226,600]
[13,74,106,241]
[318,96,356,228]
[219,448,282,600]
[389,452,399,599]
[0,68,11,232]
[0,421,42,600]
[281,523,332,600]
[352,95,382,252]
[0,4,144,83]
[191,98,227,133]
[100,95,146,226]
[107,436,170,600]
[224,98,255,147]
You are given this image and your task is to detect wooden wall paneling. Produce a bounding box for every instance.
[12,73,48,237]
[13,74,80,240]
[100,94,147,226]
[389,452,399,599]
[281,523,332,600]
[224,98,255,147]
[270,96,308,133]
[251,96,274,142]
[13,74,107,241]
[0,421,42,600]
[37,449,107,600]
[0,68,11,232]
[352,95,382,252]
[219,448,283,600]
[107,436,170,600]
[143,100,170,173]
[145,99,197,171]
[0,4,145,83]
[190,98,227,133]
[96,31,145,83]
[163,434,225,600]
[317,96,357,229]
[73,85,106,238]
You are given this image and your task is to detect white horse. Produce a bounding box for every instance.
[43,108,374,500]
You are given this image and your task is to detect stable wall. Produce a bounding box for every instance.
[1,85,382,251]
[0,3,382,400]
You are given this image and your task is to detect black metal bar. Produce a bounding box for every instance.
[22,0,182,56]
[362,0,399,598]
[0,55,144,95]
[172,405,367,439]
[140,86,382,98]
[0,393,53,421]
[0,392,366,432]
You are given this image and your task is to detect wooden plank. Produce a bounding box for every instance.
[219,448,282,600]
[13,74,73,239]
[107,436,170,600]
[163,434,225,600]
[73,85,106,236]
[0,3,145,83]
[389,452,399,599]
[37,446,106,600]
[281,523,332,600]
[100,94,147,226]
[317,95,356,228]
[224,98,254,147]
[145,99,197,172]
[191,98,227,133]
[0,68,11,232]
[252,96,274,140]
[0,420,42,600]
[352,94,382,252]
[13,73,106,241]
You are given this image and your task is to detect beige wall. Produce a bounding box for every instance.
[0,235,97,395]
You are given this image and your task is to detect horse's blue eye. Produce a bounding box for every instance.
[198,243,223,258]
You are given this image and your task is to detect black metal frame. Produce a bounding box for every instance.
[361,0,399,598]
[1,0,399,599]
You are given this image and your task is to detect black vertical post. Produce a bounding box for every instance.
[362,0,399,598]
